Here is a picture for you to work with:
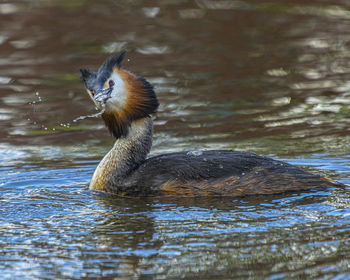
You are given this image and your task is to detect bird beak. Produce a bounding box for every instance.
[94,86,113,104]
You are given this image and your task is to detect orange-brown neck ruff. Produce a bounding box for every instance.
[102,68,158,139]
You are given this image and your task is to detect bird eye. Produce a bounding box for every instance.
[108,80,114,87]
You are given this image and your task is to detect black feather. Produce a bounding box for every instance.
[80,68,92,83]
[98,51,126,74]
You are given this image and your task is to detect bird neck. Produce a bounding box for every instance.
[90,117,153,192]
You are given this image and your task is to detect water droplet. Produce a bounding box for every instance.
[219,164,223,169]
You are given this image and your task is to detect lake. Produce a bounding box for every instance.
[1,0,350,279]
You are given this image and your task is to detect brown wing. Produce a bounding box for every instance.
[114,150,342,196]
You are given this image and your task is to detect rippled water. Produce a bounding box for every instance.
[1,0,350,279]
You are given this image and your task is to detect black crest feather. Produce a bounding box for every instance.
[98,51,126,74]
[79,68,97,91]
[80,68,92,83]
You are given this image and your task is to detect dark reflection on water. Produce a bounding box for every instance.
[1,0,350,279]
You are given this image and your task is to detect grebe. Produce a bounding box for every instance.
[80,51,342,196]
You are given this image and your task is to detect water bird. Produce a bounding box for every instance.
[79,51,342,196]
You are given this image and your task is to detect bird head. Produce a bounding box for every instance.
[80,51,159,139]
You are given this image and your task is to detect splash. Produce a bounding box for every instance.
[27,91,106,131]
[27,91,51,131]
[28,91,42,105]
[28,91,71,131]
[72,103,106,123]
[59,123,71,128]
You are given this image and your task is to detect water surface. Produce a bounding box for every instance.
[1,0,350,279]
